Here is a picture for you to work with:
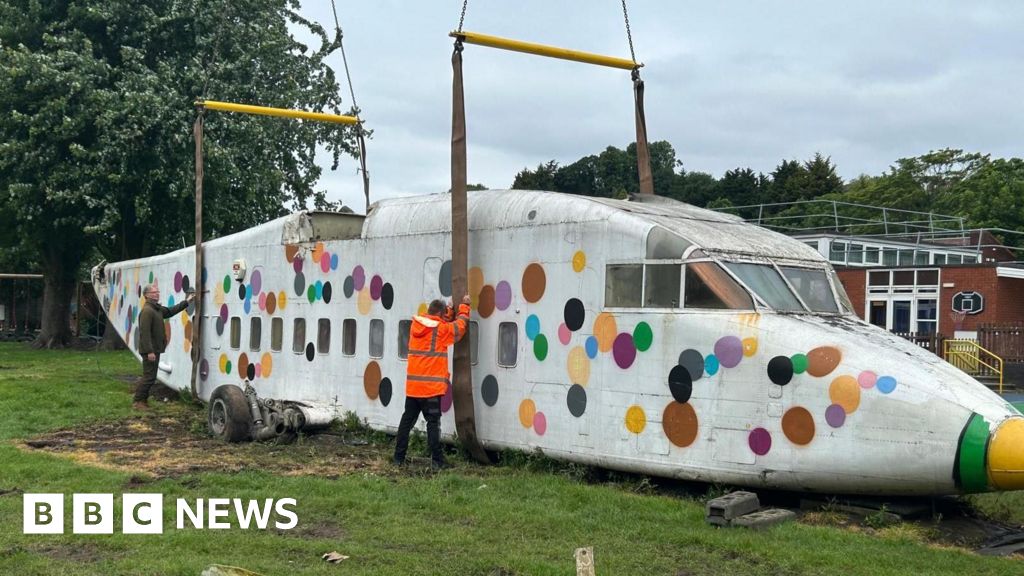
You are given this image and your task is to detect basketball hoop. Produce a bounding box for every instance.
[951,309,967,331]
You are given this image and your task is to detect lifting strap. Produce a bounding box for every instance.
[633,68,653,195]
[330,0,371,212]
[450,39,490,464]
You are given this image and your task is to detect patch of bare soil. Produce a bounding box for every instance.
[17,404,400,480]
[32,542,111,563]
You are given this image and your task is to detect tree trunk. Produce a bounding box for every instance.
[99,309,126,350]
[31,267,76,349]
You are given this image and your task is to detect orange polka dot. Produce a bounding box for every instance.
[829,375,861,414]
[742,337,758,357]
[782,407,815,445]
[593,312,617,353]
[519,399,537,428]
[663,402,698,447]
[261,353,273,377]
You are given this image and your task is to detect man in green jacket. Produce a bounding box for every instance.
[135,284,193,410]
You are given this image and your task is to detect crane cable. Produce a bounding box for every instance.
[329,0,372,213]
[621,0,653,195]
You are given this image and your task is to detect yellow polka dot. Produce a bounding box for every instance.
[219,353,228,373]
[625,405,646,434]
[180,310,189,326]
[567,346,590,386]
[742,337,758,357]
[418,302,428,316]
[357,287,372,315]
[261,353,273,378]
[277,291,287,310]
[572,251,587,273]
[214,283,225,306]
[519,399,537,428]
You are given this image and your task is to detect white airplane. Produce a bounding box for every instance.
[92,190,1024,495]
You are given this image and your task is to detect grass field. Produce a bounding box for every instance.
[0,342,1022,575]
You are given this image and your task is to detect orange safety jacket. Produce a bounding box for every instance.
[406,303,471,398]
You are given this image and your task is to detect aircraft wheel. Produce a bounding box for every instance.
[208,385,251,443]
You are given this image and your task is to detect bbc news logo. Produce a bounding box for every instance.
[23,494,298,534]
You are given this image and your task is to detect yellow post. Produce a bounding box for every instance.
[450,30,640,70]
[198,100,359,125]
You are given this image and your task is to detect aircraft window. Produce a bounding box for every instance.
[780,267,838,313]
[828,269,856,314]
[292,318,305,353]
[342,318,356,356]
[230,317,241,349]
[318,319,331,354]
[646,227,691,259]
[725,263,804,311]
[369,319,384,359]
[683,263,754,310]
[644,264,681,308]
[249,317,262,351]
[270,318,283,351]
[498,322,518,367]
[605,264,643,307]
[469,321,479,365]
[397,320,411,360]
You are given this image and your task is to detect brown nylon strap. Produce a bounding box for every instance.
[633,70,654,195]
[451,42,490,464]
[357,129,370,213]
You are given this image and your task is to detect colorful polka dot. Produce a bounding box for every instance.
[876,375,897,394]
[714,336,743,368]
[558,323,571,345]
[250,269,262,294]
[481,375,499,407]
[742,337,758,357]
[363,361,381,400]
[806,346,842,377]
[633,322,653,352]
[330,253,339,271]
[612,333,636,369]
[663,402,698,447]
[320,253,331,273]
[478,285,496,318]
[261,353,273,378]
[858,371,877,389]
[825,404,846,428]
[370,275,383,300]
[533,412,547,436]
[564,298,585,332]
[352,266,365,291]
[829,375,861,414]
[567,384,586,417]
[519,399,537,428]
[533,334,549,361]
[495,281,512,311]
[521,263,546,303]
[357,287,372,315]
[525,315,541,341]
[704,354,720,376]
[782,407,815,445]
[791,353,808,374]
[567,346,590,386]
[767,356,793,386]
[572,251,586,273]
[749,428,771,456]
[593,313,617,353]
[585,336,598,359]
[625,405,647,434]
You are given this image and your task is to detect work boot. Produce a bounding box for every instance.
[431,460,452,472]
[132,400,150,411]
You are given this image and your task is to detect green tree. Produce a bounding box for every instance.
[0,0,359,348]
[512,160,559,191]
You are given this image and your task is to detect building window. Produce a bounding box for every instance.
[917,299,937,334]
[644,264,681,308]
[318,319,331,354]
[342,318,356,356]
[605,264,643,307]
[882,248,898,266]
[892,270,914,286]
[469,321,479,365]
[397,320,411,360]
[230,317,241,349]
[933,253,946,265]
[292,318,305,353]
[270,318,283,352]
[249,317,261,351]
[498,322,518,367]
[369,319,384,359]
[829,241,847,264]
[848,243,864,264]
[864,246,880,264]
[914,251,929,265]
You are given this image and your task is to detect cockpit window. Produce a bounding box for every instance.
[780,267,838,313]
[684,263,754,310]
[828,268,856,315]
[724,263,803,312]
[646,228,692,259]
[644,264,681,308]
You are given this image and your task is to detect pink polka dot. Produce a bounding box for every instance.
[255,363,262,378]
[533,412,547,435]
[320,252,331,273]
[858,371,877,389]
[558,323,571,345]
[258,292,266,310]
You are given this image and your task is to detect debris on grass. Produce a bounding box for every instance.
[321,551,349,564]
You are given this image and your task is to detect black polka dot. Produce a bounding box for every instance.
[238,283,247,300]
[305,342,315,362]
[215,317,224,336]
[294,273,305,297]
[322,281,333,304]
[481,375,499,407]
[379,378,392,406]
[246,363,256,381]
[678,349,705,381]
[381,283,394,310]
[343,276,354,298]
[182,275,190,292]
[563,298,585,332]
[439,260,452,297]
[567,384,587,417]
[768,356,794,386]
[668,365,693,403]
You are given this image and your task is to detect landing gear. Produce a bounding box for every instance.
[208,385,250,443]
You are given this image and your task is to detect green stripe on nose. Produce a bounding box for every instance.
[955,413,990,494]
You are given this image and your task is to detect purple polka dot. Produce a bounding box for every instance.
[219,303,228,323]
[353,266,365,291]
[533,412,547,436]
[825,404,846,428]
[250,269,262,294]
[173,271,183,293]
[441,382,453,413]
[749,427,772,456]
[714,336,744,369]
[370,275,383,300]
[320,253,331,273]
[558,323,571,345]
[858,371,877,389]
[292,255,303,274]
[612,333,637,369]
[495,281,512,311]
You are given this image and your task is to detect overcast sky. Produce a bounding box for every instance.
[292,1,1024,213]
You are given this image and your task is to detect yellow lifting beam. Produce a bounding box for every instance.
[197,100,359,125]
[449,30,641,70]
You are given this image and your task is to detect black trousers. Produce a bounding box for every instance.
[393,395,443,465]
[134,354,160,401]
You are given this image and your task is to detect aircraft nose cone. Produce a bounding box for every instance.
[988,417,1024,491]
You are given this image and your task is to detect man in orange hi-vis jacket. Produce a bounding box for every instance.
[393,294,471,469]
